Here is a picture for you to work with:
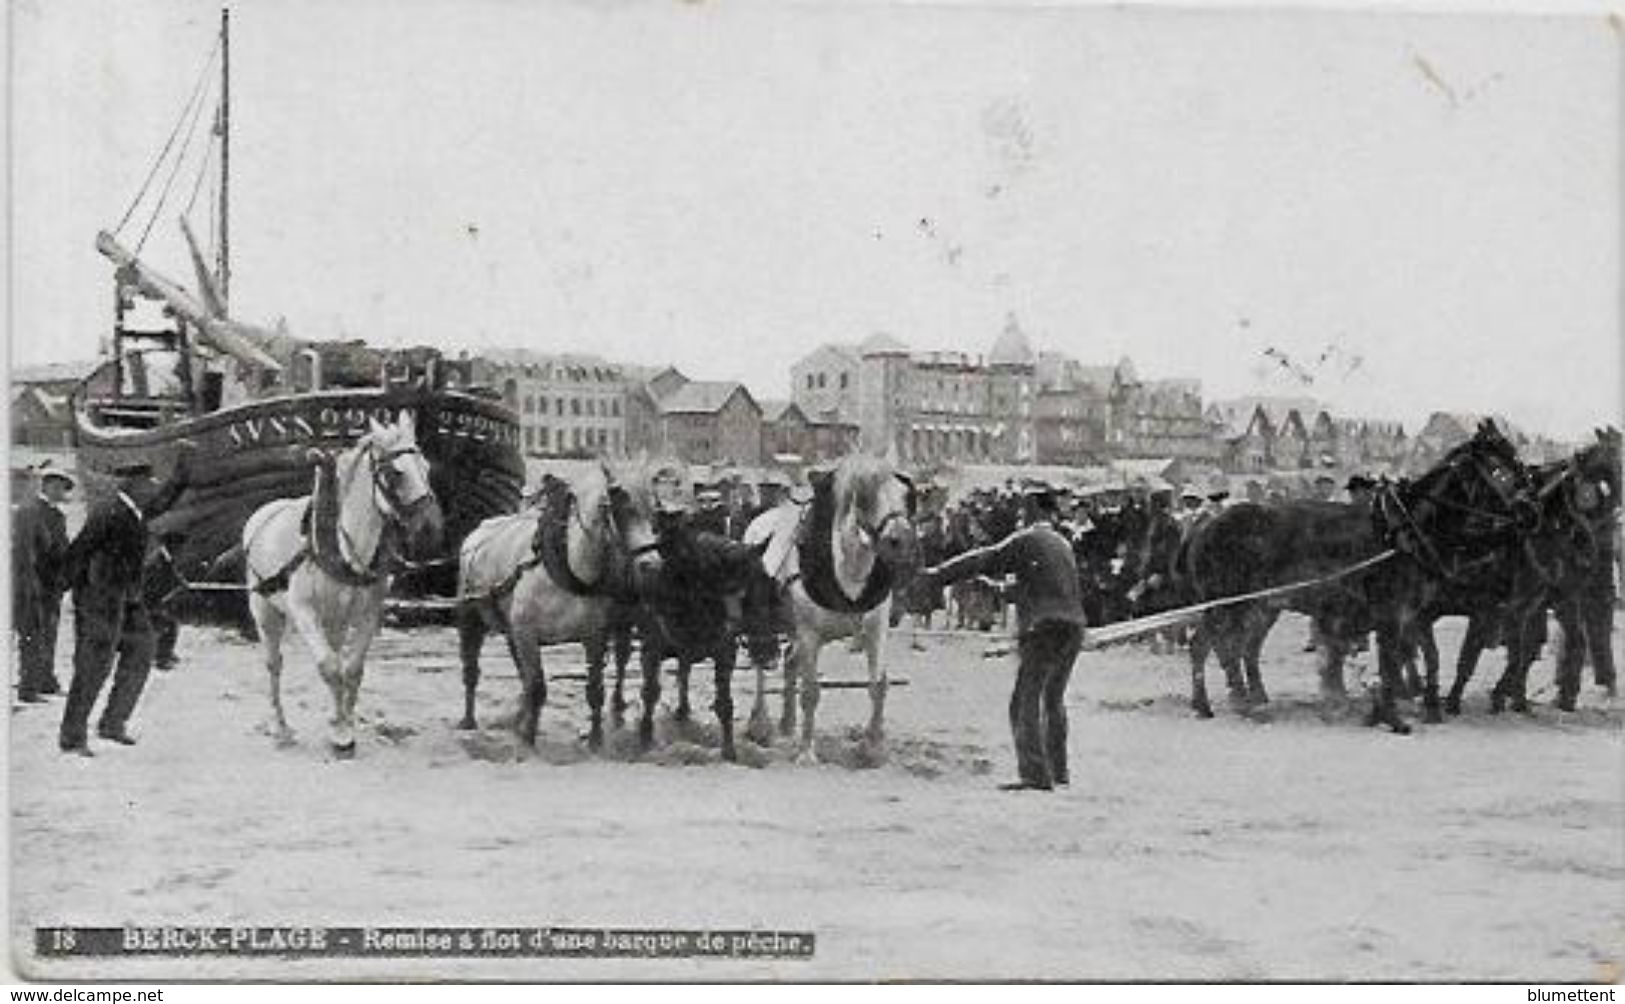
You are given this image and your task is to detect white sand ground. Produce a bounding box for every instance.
[7,610,1621,982]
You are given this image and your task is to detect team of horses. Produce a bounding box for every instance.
[1136,422,1620,732]
[237,411,1617,759]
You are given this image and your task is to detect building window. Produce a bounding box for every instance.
[806,374,815,390]
[817,373,827,389]
[524,428,534,449]
[611,399,621,418]
[571,399,581,417]
[555,397,565,416]
[839,372,849,390]
[573,428,582,449]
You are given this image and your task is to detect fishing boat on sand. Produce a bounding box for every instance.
[70,9,523,606]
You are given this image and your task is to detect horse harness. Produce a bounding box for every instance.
[251,444,423,596]
[474,478,656,603]
[788,475,911,616]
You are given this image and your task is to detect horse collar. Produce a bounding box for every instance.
[537,492,612,597]
[796,478,895,615]
[308,456,393,587]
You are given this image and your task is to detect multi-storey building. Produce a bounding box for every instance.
[761,400,860,465]
[475,350,627,457]
[1112,377,1224,466]
[1207,396,1407,475]
[795,318,1040,467]
[1033,354,1127,466]
[658,381,763,466]
[790,343,863,422]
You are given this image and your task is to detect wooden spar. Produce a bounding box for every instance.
[1081,548,1399,650]
[96,229,281,372]
[217,7,230,306]
[180,217,226,318]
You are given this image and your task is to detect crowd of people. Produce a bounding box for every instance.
[10,447,192,756]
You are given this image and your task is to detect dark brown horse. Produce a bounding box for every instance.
[628,514,768,761]
[1175,500,1381,720]
[1175,420,1536,732]
[1397,428,1619,720]
[1454,428,1621,713]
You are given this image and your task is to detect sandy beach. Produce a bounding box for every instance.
[8,609,1621,982]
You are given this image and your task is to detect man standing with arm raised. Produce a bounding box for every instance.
[915,488,1087,791]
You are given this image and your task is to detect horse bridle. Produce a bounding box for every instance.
[858,509,912,544]
[367,442,434,525]
[1544,454,1620,568]
[853,474,917,551]
[570,485,661,566]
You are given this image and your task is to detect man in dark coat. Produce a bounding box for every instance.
[13,466,74,702]
[146,531,188,672]
[916,490,1087,791]
[58,450,191,756]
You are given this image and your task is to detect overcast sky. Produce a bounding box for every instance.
[10,0,1621,439]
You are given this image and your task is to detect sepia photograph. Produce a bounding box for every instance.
[5,0,1621,984]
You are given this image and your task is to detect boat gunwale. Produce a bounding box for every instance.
[71,382,521,449]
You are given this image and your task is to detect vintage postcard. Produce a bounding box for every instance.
[6,0,1620,984]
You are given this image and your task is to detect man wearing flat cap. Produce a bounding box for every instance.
[13,465,74,703]
[58,446,193,756]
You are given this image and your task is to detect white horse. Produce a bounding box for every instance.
[242,412,443,756]
[456,460,664,749]
[743,454,917,763]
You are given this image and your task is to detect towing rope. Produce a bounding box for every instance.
[1082,549,1399,650]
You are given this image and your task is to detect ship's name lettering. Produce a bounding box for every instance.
[227,407,407,447]
[225,406,514,446]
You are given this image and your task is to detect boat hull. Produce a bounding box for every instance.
[73,387,523,610]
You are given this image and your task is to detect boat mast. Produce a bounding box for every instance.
[216,7,230,308]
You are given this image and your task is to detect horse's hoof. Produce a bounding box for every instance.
[1423,707,1442,725]
[1192,703,1214,719]
[587,729,603,751]
[744,723,773,747]
[674,706,692,724]
[331,741,357,760]
[1512,701,1532,716]
[1444,697,1462,717]
[1554,698,1577,713]
[721,744,738,763]
[456,717,476,732]
[794,749,820,767]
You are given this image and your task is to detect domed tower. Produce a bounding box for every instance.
[986,313,1037,462]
